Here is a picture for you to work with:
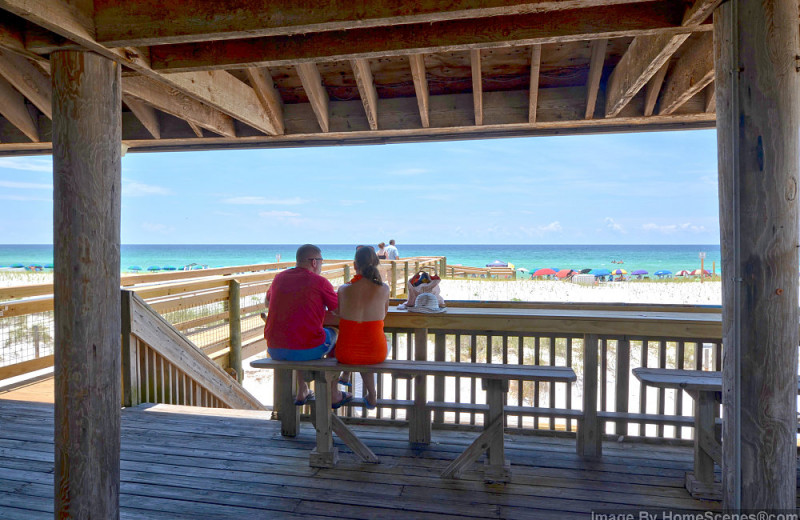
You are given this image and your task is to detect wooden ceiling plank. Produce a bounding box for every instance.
[296,62,330,133]
[528,44,542,123]
[408,54,430,128]
[470,49,483,126]
[643,61,669,116]
[351,59,379,131]
[148,1,697,72]
[94,0,672,47]
[122,76,236,138]
[704,83,716,113]
[0,74,38,141]
[245,67,284,135]
[123,95,161,139]
[658,32,714,115]
[584,38,608,119]
[0,48,51,118]
[603,0,718,118]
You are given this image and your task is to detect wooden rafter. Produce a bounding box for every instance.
[603,0,720,117]
[528,45,542,123]
[94,0,671,47]
[351,59,379,131]
[148,2,697,72]
[122,76,236,138]
[643,61,669,116]
[658,32,714,115]
[0,48,51,118]
[187,121,204,138]
[0,74,38,141]
[408,54,430,128]
[296,62,330,133]
[123,95,160,139]
[245,67,284,135]
[704,83,715,113]
[584,39,607,119]
[470,49,483,126]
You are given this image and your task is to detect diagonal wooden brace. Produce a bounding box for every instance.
[331,414,380,463]
[441,414,503,479]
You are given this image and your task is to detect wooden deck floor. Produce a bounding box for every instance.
[0,399,733,519]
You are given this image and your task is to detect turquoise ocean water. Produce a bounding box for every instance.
[0,244,722,274]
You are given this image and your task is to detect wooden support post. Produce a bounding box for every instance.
[715,0,799,510]
[403,262,409,290]
[32,324,40,358]
[483,378,511,483]
[309,370,338,467]
[228,279,242,383]
[121,290,140,407]
[410,328,430,445]
[390,262,397,298]
[615,337,630,436]
[52,49,122,520]
[578,334,602,458]
[433,332,446,424]
[344,264,351,284]
[275,369,299,436]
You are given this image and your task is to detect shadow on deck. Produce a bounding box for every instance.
[0,399,732,519]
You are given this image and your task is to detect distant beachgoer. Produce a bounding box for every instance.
[385,239,400,260]
[377,242,387,260]
[335,246,390,410]
[263,244,351,408]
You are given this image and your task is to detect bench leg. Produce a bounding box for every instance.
[441,414,503,480]
[275,369,299,437]
[685,390,721,499]
[309,370,338,468]
[409,328,431,445]
[577,334,602,459]
[483,379,510,483]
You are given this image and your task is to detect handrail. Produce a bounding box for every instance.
[122,290,266,410]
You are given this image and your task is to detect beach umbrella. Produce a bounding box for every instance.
[44,263,53,269]
[556,269,574,279]
[690,269,710,276]
[654,270,672,276]
[486,260,508,267]
[632,269,648,275]
[533,268,557,277]
[162,266,177,271]
[579,268,592,274]
[516,267,529,273]
[191,265,205,270]
[10,263,24,268]
[128,266,142,271]
[591,268,611,276]
[676,270,691,276]
[610,268,627,275]
[147,266,161,271]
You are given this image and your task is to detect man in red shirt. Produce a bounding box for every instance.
[264,244,351,407]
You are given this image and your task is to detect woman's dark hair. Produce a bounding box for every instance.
[354,246,382,285]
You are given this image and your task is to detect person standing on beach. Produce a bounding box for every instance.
[385,239,400,260]
[376,242,387,260]
[263,244,352,408]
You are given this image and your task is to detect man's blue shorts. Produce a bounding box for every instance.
[267,327,337,361]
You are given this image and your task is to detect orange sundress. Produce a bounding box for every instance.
[334,318,388,365]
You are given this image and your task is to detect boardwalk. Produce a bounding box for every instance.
[0,399,728,519]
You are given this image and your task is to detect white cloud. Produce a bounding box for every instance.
[519,221,563,237]
[142,222,175,234]
[124,181,170,196]
[223,196,308,205]
[0,157,51,172]
[259,210,301,218]
[0,180,51,190]
[643,222,707,234]
[605,217,626,233]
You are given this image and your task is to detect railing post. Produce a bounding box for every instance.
[33,325,40,358]
[403,262,409,292]
[228,279,242,383]
[390,262,397,297]
[433,332,446,424]
[578,333,602,458]
[121,289,140,407]
[410,327,431,445]
[344,264,351,284]
[615,336,630,437]
[441,257,447,277]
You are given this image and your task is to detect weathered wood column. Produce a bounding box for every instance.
[52,50,122,519]
[714,0,799,510]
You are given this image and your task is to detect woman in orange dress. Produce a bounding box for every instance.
[335,246,389,409]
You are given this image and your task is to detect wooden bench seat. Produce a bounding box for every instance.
[251,357,576,482]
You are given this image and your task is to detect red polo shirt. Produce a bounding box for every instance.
[264,267,338,350]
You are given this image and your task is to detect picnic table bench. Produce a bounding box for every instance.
[250,357,576,482]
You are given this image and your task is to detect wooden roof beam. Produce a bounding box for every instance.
[643,61,669,116]
[584,39,607,119]
[471,49,483,126]
[603,0,720,117]
[658,32,714,115]
[350,59,379,131]
[245,67,284,135]
[122,76,236,138]
[148,2,699,72]
[187,121,204,138]
[94,0,674,48]
[0,75,38,141]
[408,54,430,128]
[529,44,542,123]
[0,49,51,118]
[123,96,160,139]
[704,83,716,113]
[296,63,329,133]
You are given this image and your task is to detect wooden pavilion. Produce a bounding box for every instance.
[0,0,795,517]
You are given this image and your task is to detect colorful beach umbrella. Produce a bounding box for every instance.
[162,266,177,271]
[591,268,611,276]
[533,268,557,277]
[610,268,627,275]
[44,263,53,269]
[486,260,508,267]
[579,268,592,274]
[632,269,648,275]
[556,269,574,279]
[10,263,24,268]
[516,267,529,273]
[654,270,672,276]
[690,269,710,276]
[676,270,691,276]
[147,266,161,271]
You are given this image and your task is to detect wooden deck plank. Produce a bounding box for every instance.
[0,400,732,519]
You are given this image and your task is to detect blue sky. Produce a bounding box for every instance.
[0,129,720,245]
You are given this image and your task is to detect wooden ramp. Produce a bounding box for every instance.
[0,399,732,519]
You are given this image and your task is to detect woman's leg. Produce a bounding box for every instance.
[361,372,377,407]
